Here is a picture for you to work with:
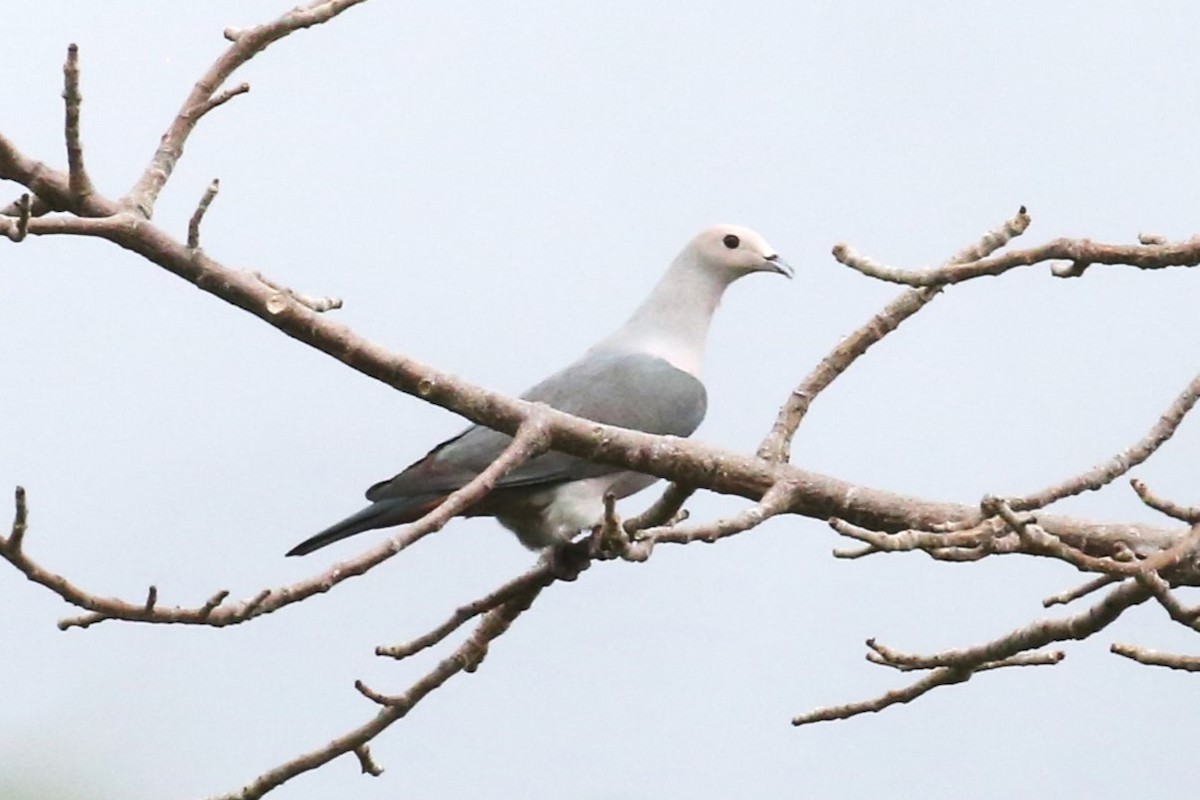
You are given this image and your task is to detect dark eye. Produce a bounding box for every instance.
[722,234,740,249]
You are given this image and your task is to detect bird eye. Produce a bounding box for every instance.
[722,234,740,249]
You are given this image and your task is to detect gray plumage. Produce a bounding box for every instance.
[287,224,790,557]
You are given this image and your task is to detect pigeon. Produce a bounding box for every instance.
[287,224,791,556]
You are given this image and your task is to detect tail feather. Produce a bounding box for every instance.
[286,496,444,557]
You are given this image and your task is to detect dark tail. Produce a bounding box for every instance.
[286,496,443,557]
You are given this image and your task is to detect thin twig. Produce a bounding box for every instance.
[624,483,694,534]
[376,561,556,660]
[1042,575,1121,608]
[760,207,1031,463]
[864,579,1149,671]
[1,193,33,242]
[6,486,28,553]
[757,287,940,462]
[187,178,220,249]
[38,417,551,630]
[1011,372,1200,512]
[254,271,342,313]
[190,82,250,120]
[632,480,801,554]
[219,583,544,800]
[1131,478,1200,523]
[835,233,1200,286]
[793,647,1064,725]
[122,0,369,218]
[1134,569,1200,629]
[62,44,94,202]
[793,667,972,725]
[1111,642,1200,672]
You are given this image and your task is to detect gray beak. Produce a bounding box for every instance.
[764,253,794,279]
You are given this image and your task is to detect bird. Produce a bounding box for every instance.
[287,224,792,557]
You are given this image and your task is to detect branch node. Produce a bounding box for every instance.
[190,82,251,122]
[354,679,404,708]
[199,589,230,619]
[144,585,158,612]
[353,744,384,777]
[4,193,33,242]
[254,272,343,314]
[1050,260,1092,278]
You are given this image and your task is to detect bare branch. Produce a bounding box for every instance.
[1042,575,1121,608]
[219,585,544,800]
[1011,372,1200,512]
[4,486,28,554]
[985,497,1135,575]
[793,667,971,725]
[0,192,33,242]
[792,646,1063,726]
[352,744,383,777]
[1134,569,1200,630]
[1111,642,1200,672]
[187,178,220,250]
[757,287,940,462]
[760,207,1032,463]
[623,482,694,535]
[828,516,1010,559]
[864,579,1149,671]
[799,582,1145,724]
[945,205,1032,263]
[376,560,556,660]
[836,234,1200,286]
[253,270,342,313]
[191,82,250,121]
[122,0,369,218]
[3,120,1196,583]
[634,480,801,552]
[1131,478,1200,523]
[62,44,94,202]
[867,649,1064,673]
[22,417,552,630]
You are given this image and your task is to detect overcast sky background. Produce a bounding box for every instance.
[4,2,1200,798]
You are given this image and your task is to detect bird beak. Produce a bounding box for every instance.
[764,253,794,279]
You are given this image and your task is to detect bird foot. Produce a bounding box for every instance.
[545,540,591,581]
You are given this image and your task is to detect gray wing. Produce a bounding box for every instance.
[366,352,706,501]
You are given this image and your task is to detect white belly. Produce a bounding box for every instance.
[496,471,659,549]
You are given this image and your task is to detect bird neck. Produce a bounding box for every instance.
[599,257,730,377]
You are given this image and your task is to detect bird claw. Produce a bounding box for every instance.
[546,541,591,581]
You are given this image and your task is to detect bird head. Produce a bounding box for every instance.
[690,224,793,280]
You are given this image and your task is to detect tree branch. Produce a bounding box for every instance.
[6,416,551,630]
[757,206,1033,463]
[1110,642,1200,672]
[121,0,368,218]
[215,584,545,799]
[187,178,220,250]
[62,43,94,203]
[1009,372,1200,512]
[835,232,1200,286]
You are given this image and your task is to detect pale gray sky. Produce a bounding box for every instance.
[4,2,1200,798]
